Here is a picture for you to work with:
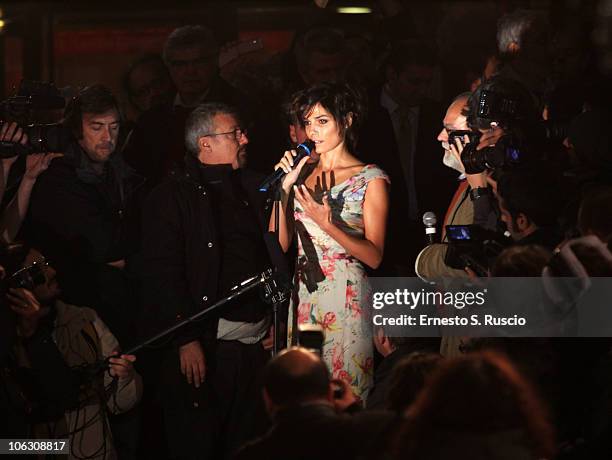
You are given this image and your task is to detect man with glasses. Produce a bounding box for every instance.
[125,25,246,187]
[140,102,272,459]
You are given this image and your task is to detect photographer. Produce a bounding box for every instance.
[233,348,396,460]
[415,93,480,282]
[1,248,81,439]
[7,246,142,459]
[417,76,550,280]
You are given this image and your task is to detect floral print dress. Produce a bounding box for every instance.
[288,164,390,400]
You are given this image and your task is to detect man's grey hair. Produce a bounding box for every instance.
[163,25,218,64]
[496,9,539,54]
[184,102,240,155]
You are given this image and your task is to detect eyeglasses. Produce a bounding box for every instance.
[202,127,247,140]
[9,258,50,289]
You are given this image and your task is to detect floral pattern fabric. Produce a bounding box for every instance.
[288,164,390,400]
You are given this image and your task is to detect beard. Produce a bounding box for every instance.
[442,149,465,174]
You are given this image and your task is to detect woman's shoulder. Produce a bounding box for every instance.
[340,164,390,197]
[359,164,390,184]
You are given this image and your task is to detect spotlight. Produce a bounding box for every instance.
[336,6,373,14]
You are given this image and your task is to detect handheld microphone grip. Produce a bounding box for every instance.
[259,140,315,192]
[422,211,438,245]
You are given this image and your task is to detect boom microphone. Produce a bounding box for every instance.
[259,140,315,192]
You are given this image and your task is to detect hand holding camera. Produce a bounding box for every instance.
[331,378,358,412]
[7,287,43,338]
[0,122,28,170]
[24,152,64,181]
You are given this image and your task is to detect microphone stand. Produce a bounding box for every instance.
[123,270,285,356]
[77,269,290,380]
[265,182,290,356]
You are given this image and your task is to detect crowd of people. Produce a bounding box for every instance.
[1,4,612,460]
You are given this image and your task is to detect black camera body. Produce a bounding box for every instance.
[444,225,510,277]
[457,83,559,174]
[0,80,73,158]
[477,89,520,122]
[447,130,481,148]
[459,132,526,175]
[2,262,47,293]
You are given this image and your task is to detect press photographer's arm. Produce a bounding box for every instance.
[0,122,62,243]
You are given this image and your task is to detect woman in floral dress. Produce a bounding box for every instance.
[270,83,389,399]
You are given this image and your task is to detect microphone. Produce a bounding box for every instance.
[422,212,437,245]
[259,140,315,192]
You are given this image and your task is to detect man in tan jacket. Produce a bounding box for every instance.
[415,93,475,282]
[9,247,142,460]
[414,93,500,357]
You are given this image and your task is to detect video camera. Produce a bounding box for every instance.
[450,129,527,175]
[455,79,565,175]
[444,224,511,277]
[0,80,73,158]
[450,87,534,174]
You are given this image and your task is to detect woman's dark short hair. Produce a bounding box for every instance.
[290,82,365,152]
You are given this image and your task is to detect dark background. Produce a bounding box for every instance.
[0,0,607,119]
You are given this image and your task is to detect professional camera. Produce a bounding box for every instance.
[456,131,527,175]
[444,225,511,277]
[0,80,73,158]
[449,86,546,174]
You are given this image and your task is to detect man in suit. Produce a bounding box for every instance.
[377,42,456,273]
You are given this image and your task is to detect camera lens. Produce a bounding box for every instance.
[461,143,487,174]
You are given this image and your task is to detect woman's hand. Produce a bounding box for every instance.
[274,150,310,194]
[294,184,332,230]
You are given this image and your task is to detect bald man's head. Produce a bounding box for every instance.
[437,92,470,173]
[263,347,330,408]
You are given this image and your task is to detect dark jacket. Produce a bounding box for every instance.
[362,96,457,273]
[25,142,143,344]
[27,142,141,264]
[233,403,398,460]
[138,155,270,347]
